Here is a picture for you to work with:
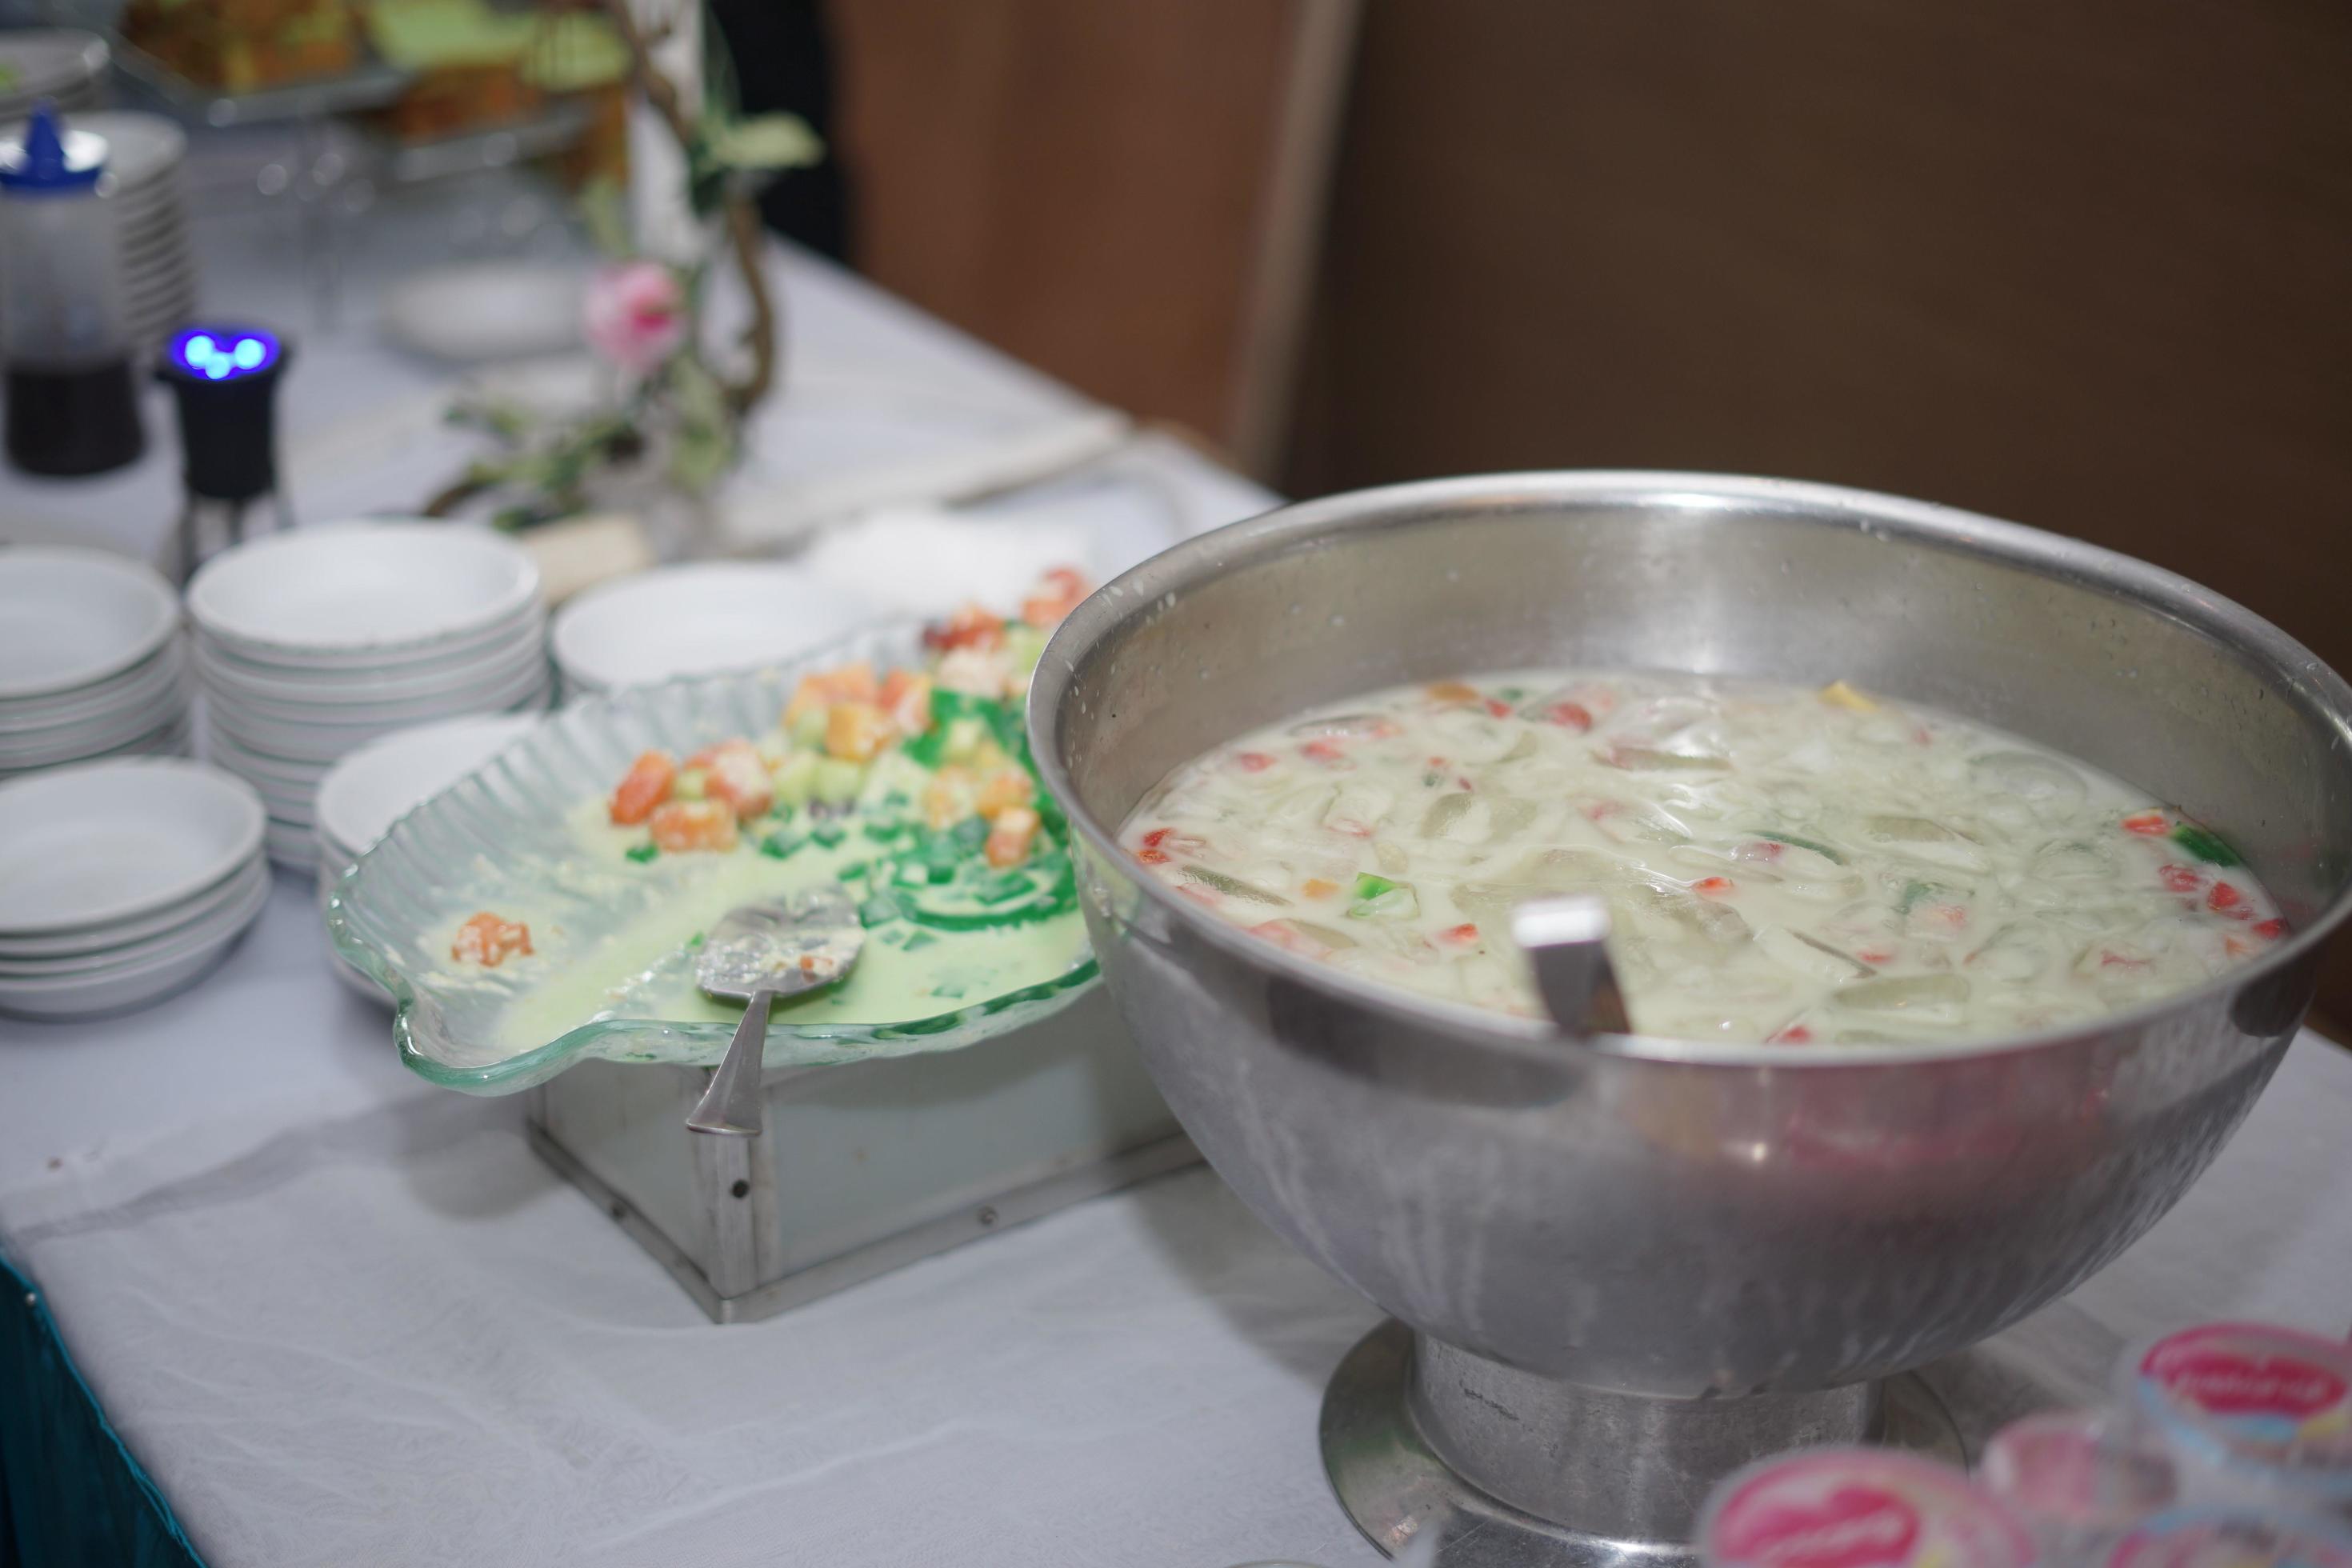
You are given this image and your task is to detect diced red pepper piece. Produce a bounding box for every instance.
[2099,950,2151,969]
[1542,701,1594,732]
[1250,918,1334,958]
[451,911,532,967]
[1483,698,1513,718]
[2206,882,2244,914]
[1136,846,1170,866]
[1692,877,1734,897]
[1142,827,1171,848]
[2158,864,2202,894]
[2253,918,2286,940]
[1234,751,1276,773]
[2122,810,2170,836]
[1301,738,1350,766]
[610,750,677,826]
[1440,922,1479,944]
[1856,948,1895,966]
[1768,1024,1813,1045]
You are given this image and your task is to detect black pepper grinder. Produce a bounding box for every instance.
[156,325,294,583]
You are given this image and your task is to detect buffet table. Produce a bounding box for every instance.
[3,185,2351,1568]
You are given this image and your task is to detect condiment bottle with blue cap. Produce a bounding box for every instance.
[0,102,143,476]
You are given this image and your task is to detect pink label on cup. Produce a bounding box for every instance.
[1729,1485,1924,1568]
[2146,1346,2348,1422]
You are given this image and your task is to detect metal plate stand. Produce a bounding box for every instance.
[1321,1321,1965,1568]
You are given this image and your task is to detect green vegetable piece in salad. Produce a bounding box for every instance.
[2170,823,2241,866]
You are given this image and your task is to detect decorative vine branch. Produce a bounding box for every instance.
[603,0,778,416]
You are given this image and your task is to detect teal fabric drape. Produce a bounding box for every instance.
[0,1249,203,1568]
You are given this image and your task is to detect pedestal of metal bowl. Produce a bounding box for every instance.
[1028,473,2352,1564]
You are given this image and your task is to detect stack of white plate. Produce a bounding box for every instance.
[82,111,197,347]
[0,759,269,1021]
[0,546,189,778]
[186,522,551,868]
[313,712,541,1000]
[551,562,876,700]
[0,32,107,120]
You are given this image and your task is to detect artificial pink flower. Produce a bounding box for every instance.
[582,261,687,375]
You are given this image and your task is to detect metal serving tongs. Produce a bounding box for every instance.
[1510,895,1633,1037]
[686,887,866,1137]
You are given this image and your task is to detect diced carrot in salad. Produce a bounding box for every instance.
[650,798,739,853]
[784,660,880,726]
[976,764,1034,819]
[452,912,532,966]
[688,738,774,821]
[878,668,934,734]
[984,806,1040,868]
[610,750,677,826]
[1019,567,1089,630]
[924,604,1006,653]
[825,702,896,762]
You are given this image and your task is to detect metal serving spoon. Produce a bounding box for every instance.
[685,886,866,1137]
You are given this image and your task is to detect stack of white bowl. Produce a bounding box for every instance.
[186,522,550,868]
[551,561,876,700]
[0,759,269,1021]
[0,546,189,778]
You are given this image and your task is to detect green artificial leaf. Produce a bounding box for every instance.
[708,113,822,171]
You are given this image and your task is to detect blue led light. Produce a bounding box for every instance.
[167,327,281,383]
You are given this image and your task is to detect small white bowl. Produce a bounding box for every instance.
[0,638,185,734]
[0,858,268,976]
[0,855,268,960]
[186,522,541,658]
[381,260,586,364]
[314,713,541,861]
[0,759,266,935]
[0,866,270,1020]
[552,562,877,696]
[0,546,178,700]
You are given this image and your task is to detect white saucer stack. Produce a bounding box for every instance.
[0,759,269,1021]
[0,547,189,778]
[78,111,198,347]
[186,522,551,868]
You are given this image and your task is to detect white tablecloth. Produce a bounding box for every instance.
[4,178,2350,1568]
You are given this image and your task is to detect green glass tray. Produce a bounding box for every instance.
[325,621,1098,1095]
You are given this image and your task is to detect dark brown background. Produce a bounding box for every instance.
[835,0,2352,1028]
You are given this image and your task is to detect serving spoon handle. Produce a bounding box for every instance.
[1511,895,1632,1038]
[687,985,774,1136]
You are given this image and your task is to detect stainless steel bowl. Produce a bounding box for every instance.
[1030,473,2352,1564]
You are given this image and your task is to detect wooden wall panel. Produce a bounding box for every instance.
[830,0,1328,456]
[1286,0,2352,1026]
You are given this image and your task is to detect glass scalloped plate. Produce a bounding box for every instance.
[324,620,1099,1095]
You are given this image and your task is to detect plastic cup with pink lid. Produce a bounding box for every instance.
[2121,1322,2352,1518]
[1980,1410,2178,1561]
[1698,1447,2038,1568]
[2099,1507,2352,1568]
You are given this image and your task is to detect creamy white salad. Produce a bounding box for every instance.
[1120,672,2286,1046]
